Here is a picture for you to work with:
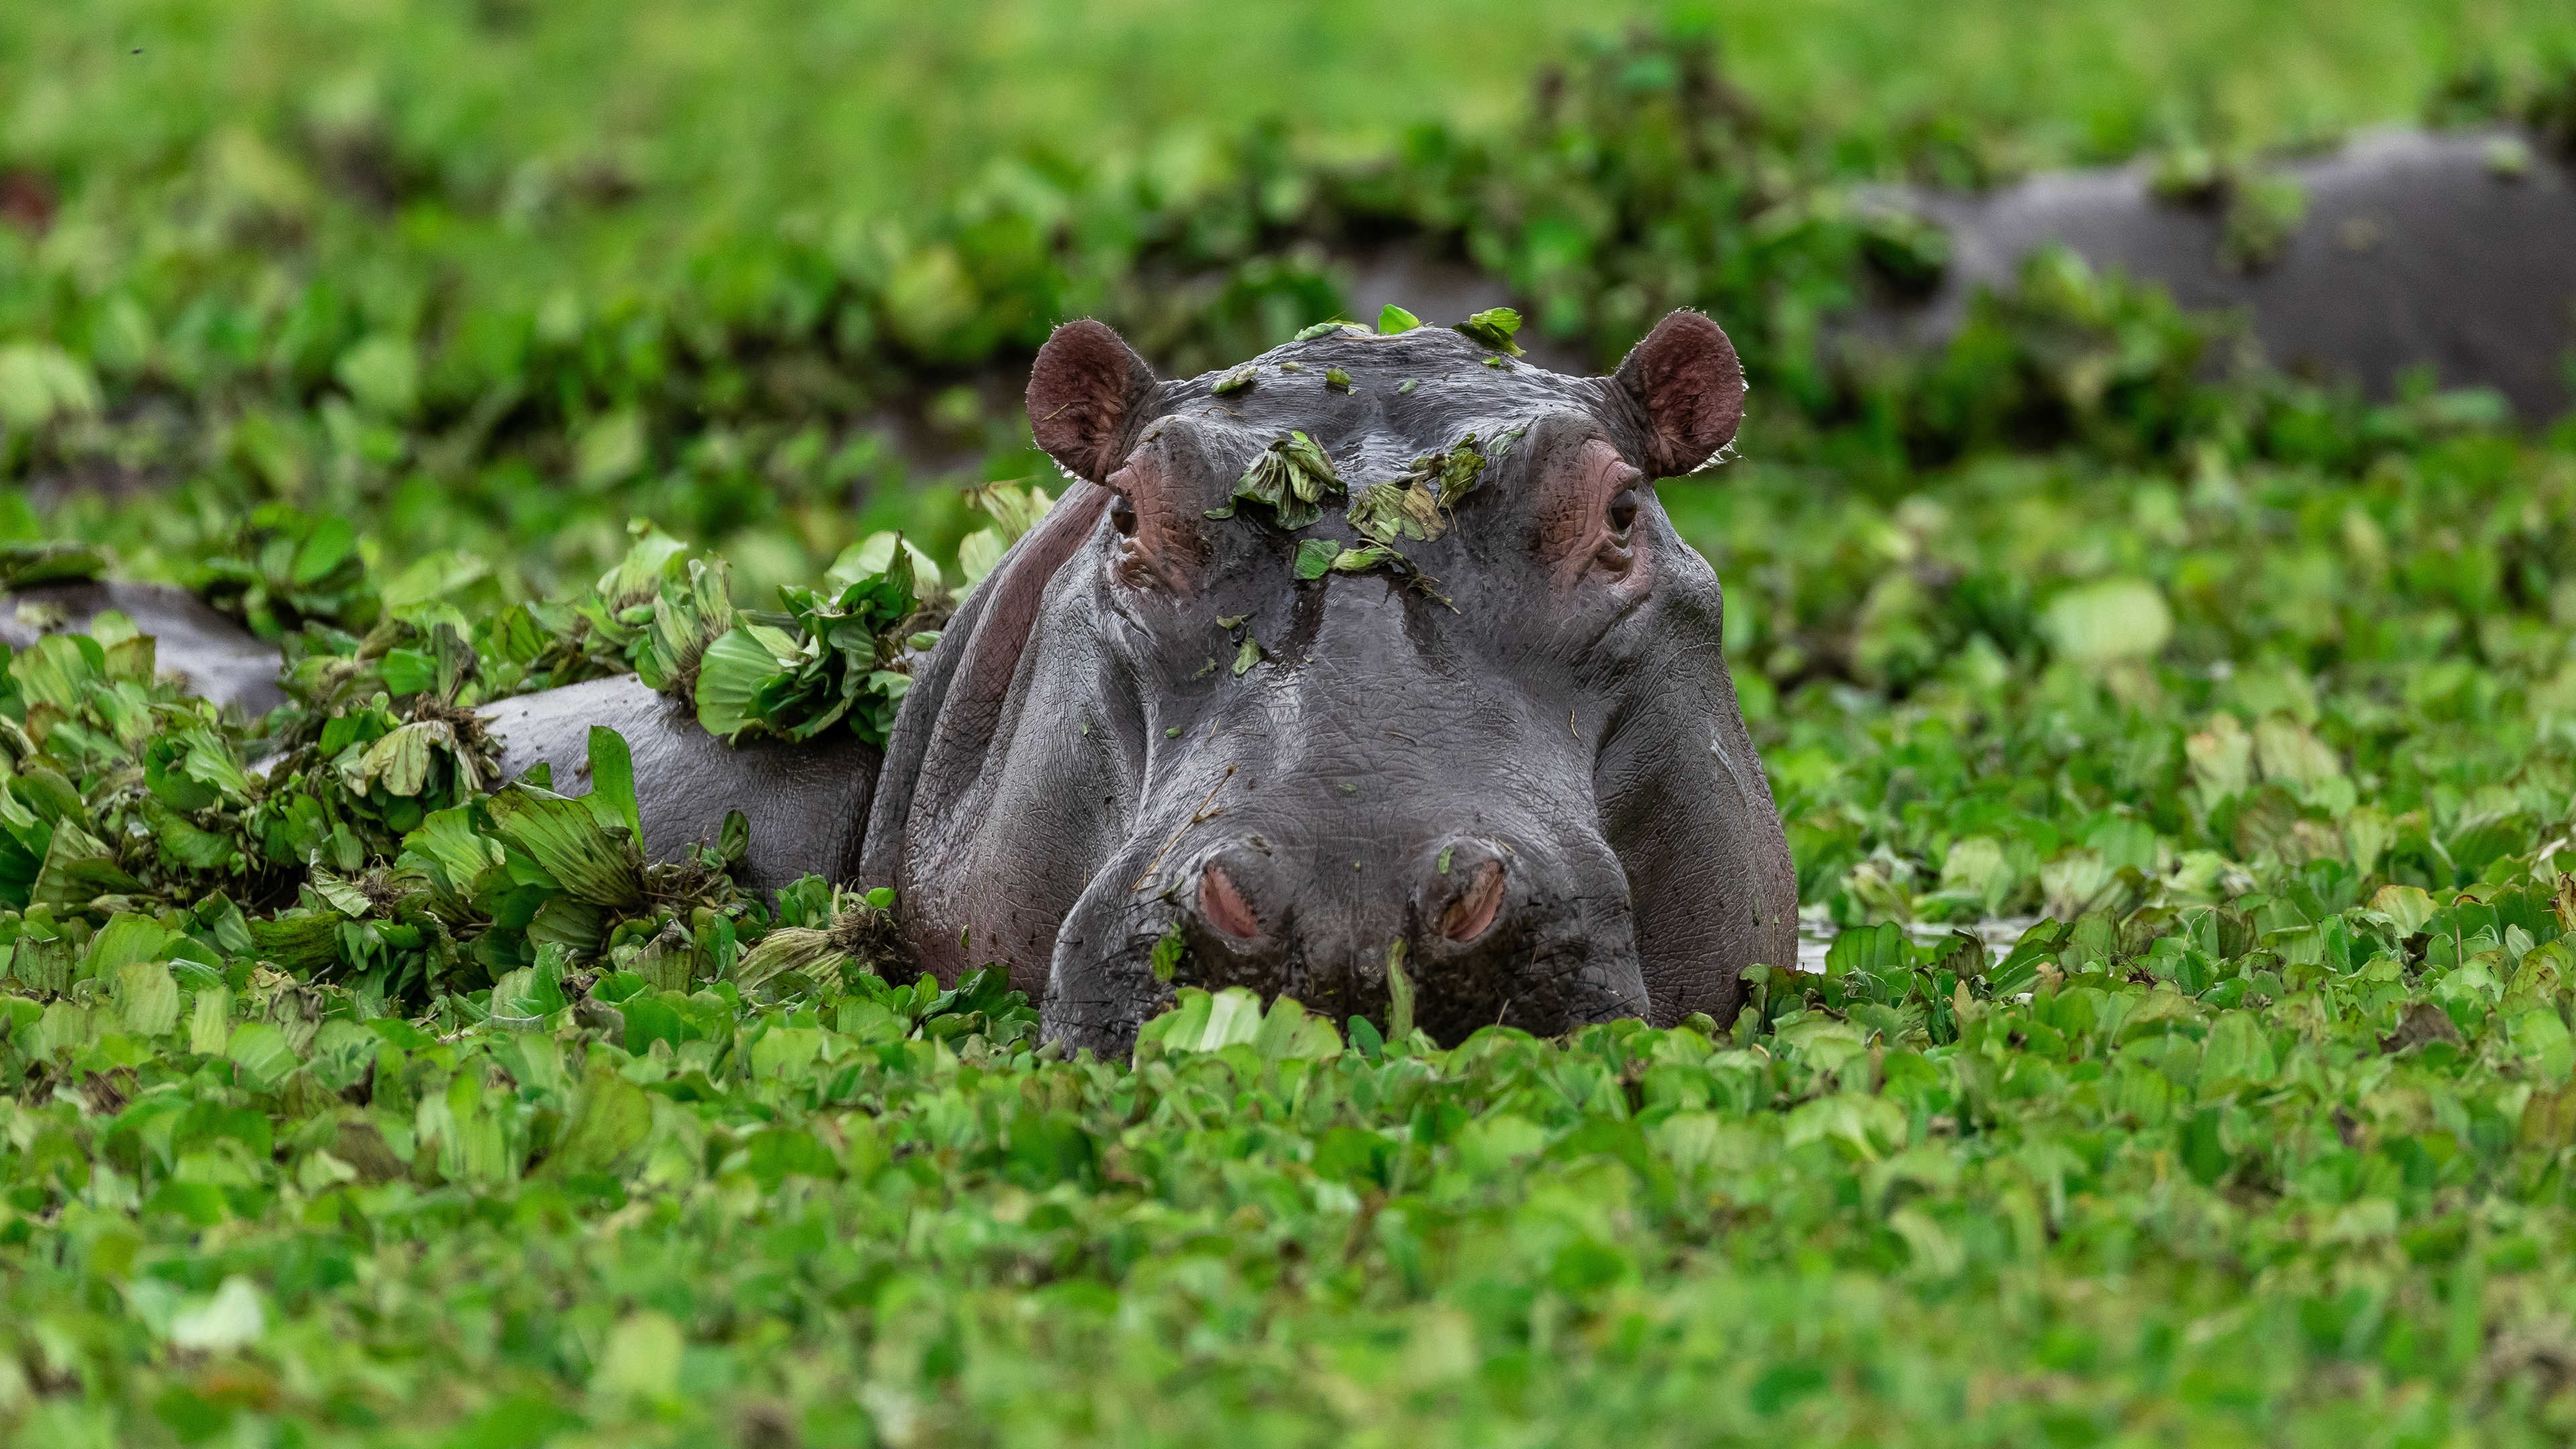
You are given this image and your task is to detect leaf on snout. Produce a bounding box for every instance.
[1379,305,1421,335]
[1292,321,1344,342]
[1211,364,1258,396]
[1232,635,1265,676]
[1324,367,1354,392]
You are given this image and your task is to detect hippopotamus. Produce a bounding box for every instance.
[861,311,1796,1050]
[479,674,877,895]
[0,581,289,716]
[1877,127,2576,420]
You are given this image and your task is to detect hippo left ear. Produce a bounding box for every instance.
[1028,320,1159,482]
[1611,309,1746,477]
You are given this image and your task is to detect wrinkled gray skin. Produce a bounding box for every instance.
[0,581,288,717]
[478,674,877,896]
[863,311,1798,1052]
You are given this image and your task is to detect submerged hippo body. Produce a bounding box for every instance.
[1,582,288,717]
[478,674,877,896]
[863,312,1797,1051]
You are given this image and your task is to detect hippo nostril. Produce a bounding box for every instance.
[1199,863,1260,938]
[1438,859,1506,944]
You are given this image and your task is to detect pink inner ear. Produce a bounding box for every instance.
[1617,310,1746,476]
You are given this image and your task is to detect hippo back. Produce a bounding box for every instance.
[0,581,287,717]
[481,674,878,897]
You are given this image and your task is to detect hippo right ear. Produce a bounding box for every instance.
[1611,309,1746,477]
[1028,320,1159,482]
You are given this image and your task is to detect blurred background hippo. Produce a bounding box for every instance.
[0,580,288,718]
[863,313,1799,1051]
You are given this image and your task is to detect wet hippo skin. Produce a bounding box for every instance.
[480,673,878,897]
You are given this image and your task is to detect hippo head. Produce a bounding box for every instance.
[862,312,1796,1052]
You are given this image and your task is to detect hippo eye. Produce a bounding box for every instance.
[1605,490,1640,535]
[1109,494,1139,537]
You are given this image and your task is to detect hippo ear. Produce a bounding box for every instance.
[1611,309,1746,477]
[1028,320,1159,482]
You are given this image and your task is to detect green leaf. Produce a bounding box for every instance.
[400,806,506,900]
[1293,538,1344,580]
[1325,366,1354,392]
[1378,305,1421,334]
[115,961,180,1037]
[695,626,793,741]
[585,726,644,847]
[486,782,645,909]
[1232,635,1264,676]
[1292,321,1344,341]
[1151,924,1185,982]
[225,1021,299,1090]
[1454,307,1525,356]
[549,1055,654,1175]
[1210,364,1257,396]
[1385,938,1416,1049]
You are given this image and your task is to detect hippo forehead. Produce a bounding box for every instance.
[1138,327,1621,478]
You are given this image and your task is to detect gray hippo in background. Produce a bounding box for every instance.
[1880,127,2576,420]
[478,674,877,896]
[863,313,1797,1051]
[1,581,290,716]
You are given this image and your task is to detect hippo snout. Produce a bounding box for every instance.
[1190,835,1508,948]
[1149,827,1644,1047]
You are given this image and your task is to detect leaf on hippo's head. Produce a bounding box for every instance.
[1454,307,1525,356]
[1292,321,1344,342]
[1293,539,1344,581]
[1232,634,1265,676]
[1348,480,1441,544]
[1348,435,1487,547]
[1379,305,1421,335]
[1331,545,1401,574]
[1220,432,1344,533]
[1211,364,1257,396]
[1324,367,1354,392]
